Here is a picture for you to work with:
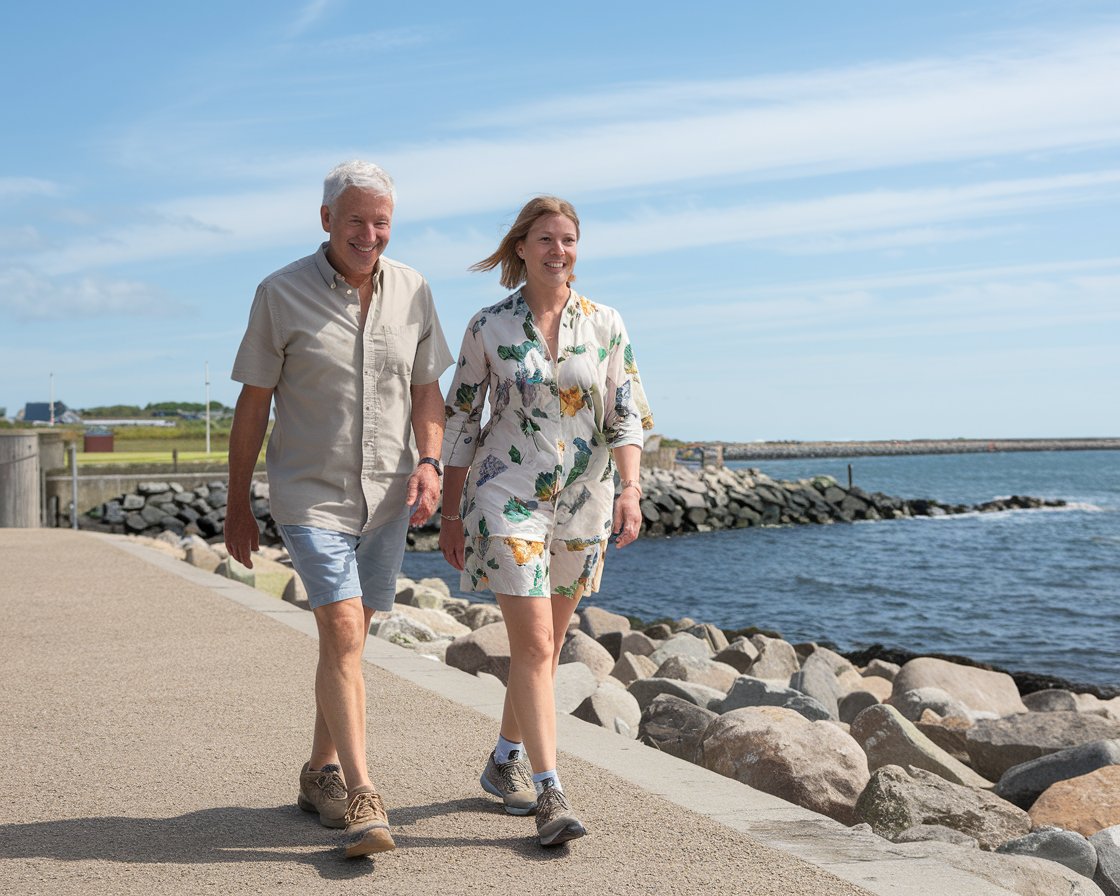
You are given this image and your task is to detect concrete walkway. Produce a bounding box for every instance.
[0,530,1016,895]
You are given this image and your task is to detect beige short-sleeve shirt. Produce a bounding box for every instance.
[232,243,454,534]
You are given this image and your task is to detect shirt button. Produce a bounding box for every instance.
[346,289,353,295]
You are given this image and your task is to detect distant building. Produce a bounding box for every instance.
[19,402,82,425]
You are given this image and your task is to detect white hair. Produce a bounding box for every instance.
[322,160,396,209]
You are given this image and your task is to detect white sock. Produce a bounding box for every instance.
[532,771,562,795]
[495,735,523,765]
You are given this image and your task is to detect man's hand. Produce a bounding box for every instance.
[406,463,442,526]
[224,499,261,568]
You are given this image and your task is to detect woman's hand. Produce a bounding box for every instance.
[611,490,642,548]
[439,517,467,570]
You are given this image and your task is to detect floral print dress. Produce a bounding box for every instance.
[442,289,653,596]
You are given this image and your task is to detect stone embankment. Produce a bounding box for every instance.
[723,437,1120,461]
[132,529,1120,896]
[83,467,1066,546]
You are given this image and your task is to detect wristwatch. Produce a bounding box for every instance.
[417,456,443,475]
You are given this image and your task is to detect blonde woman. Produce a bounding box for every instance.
[439,196,652,846]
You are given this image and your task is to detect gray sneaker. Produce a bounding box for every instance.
[480,750,538,815]
[535,781,586,846]
[297,762,347,829]
[342,788,396,858]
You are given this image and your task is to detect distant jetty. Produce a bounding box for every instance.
[721,437,1120,461]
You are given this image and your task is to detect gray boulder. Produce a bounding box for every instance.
[627,677,725,713]
[789,651,844,720]
[713,637,759,673]
[572,684,641,738]
[460,603,504,630]
[719,675,831,721]
[639,694,718,764]
[995,829,1098,878]
[700,706,869,825]
[850,704,993,788]
[648,632,712,667]
[684,621,729,653]
[839,690,881,725]
[889,686,971,723]
[654,654,738,693]
[554,662,598,713]
[559,630,615,682]
[1090,825,1120,896]
[748,634,800,681]
[967,712,1120,781]
[996,739,1120,809]
[579,605,631,639]
[892,657,1027,718]
[1023,688,1081,712]
[610,651,658,686]
[445,622,511,683]
[619,630,659,657]
[855,765,1031,850]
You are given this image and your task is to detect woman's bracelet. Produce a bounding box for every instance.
[618,479,642,499]
[440,512,461,521]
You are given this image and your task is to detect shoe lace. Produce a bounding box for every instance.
[536,786,569,819]
[498,758,534,793]
[344,791,385,826]
[316,768,347,800]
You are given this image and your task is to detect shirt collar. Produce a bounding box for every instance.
[314,242,383,292]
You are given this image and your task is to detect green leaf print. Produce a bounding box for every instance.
[528,565,546,597]
[531,408,548,418]
[517,409,541,437]
[523,320,537,342]
[509,445,523,465]
[497,340,535,362]
[597,347,607,363]
[478,516,490,538]
[487,558,500,570]
[455,382,479,413]
[535,471,558,501]
[624,343,637,375]
[563,437,593,489]
[502,497,533,523]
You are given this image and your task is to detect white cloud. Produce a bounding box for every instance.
[0,267,179,321]
[0,177,60,200]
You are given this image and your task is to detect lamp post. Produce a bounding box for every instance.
[205,362,211,455]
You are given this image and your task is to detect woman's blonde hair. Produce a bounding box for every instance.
[470,196,581,289]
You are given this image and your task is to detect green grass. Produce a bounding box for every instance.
[77,450,233,466]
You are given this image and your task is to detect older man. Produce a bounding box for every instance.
[225,160,454,858]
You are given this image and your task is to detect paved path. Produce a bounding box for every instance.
[0,530,1016,895]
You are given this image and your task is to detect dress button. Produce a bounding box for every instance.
[346,289,353,295]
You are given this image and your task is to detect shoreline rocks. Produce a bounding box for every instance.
[130,529,1120,896]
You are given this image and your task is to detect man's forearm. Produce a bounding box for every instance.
[228,386,273,497]
[410,381,445,459]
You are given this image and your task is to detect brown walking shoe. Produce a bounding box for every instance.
[297,762,348,829]
[480,750,538,815]
[342,788,396,858]
[535,781,586,847]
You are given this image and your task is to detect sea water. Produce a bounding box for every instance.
[403,450,1120,688]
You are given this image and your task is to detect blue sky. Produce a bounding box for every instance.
[2,1,1118,441]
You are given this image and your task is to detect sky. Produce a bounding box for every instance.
[1,1,1118,441]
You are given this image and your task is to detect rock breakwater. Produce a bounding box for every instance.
[83,467,1066,546]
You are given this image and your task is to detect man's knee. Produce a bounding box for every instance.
[314,599,369,657]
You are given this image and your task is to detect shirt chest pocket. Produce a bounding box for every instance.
[367,323,419,376]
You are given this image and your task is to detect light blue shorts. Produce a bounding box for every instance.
[278,514,410,612]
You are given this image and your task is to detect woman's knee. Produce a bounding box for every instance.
[512,620,556,668]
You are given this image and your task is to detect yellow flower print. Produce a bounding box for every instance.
[579,296,597,316]
[504,537,545,566]
[560,386,585,416]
